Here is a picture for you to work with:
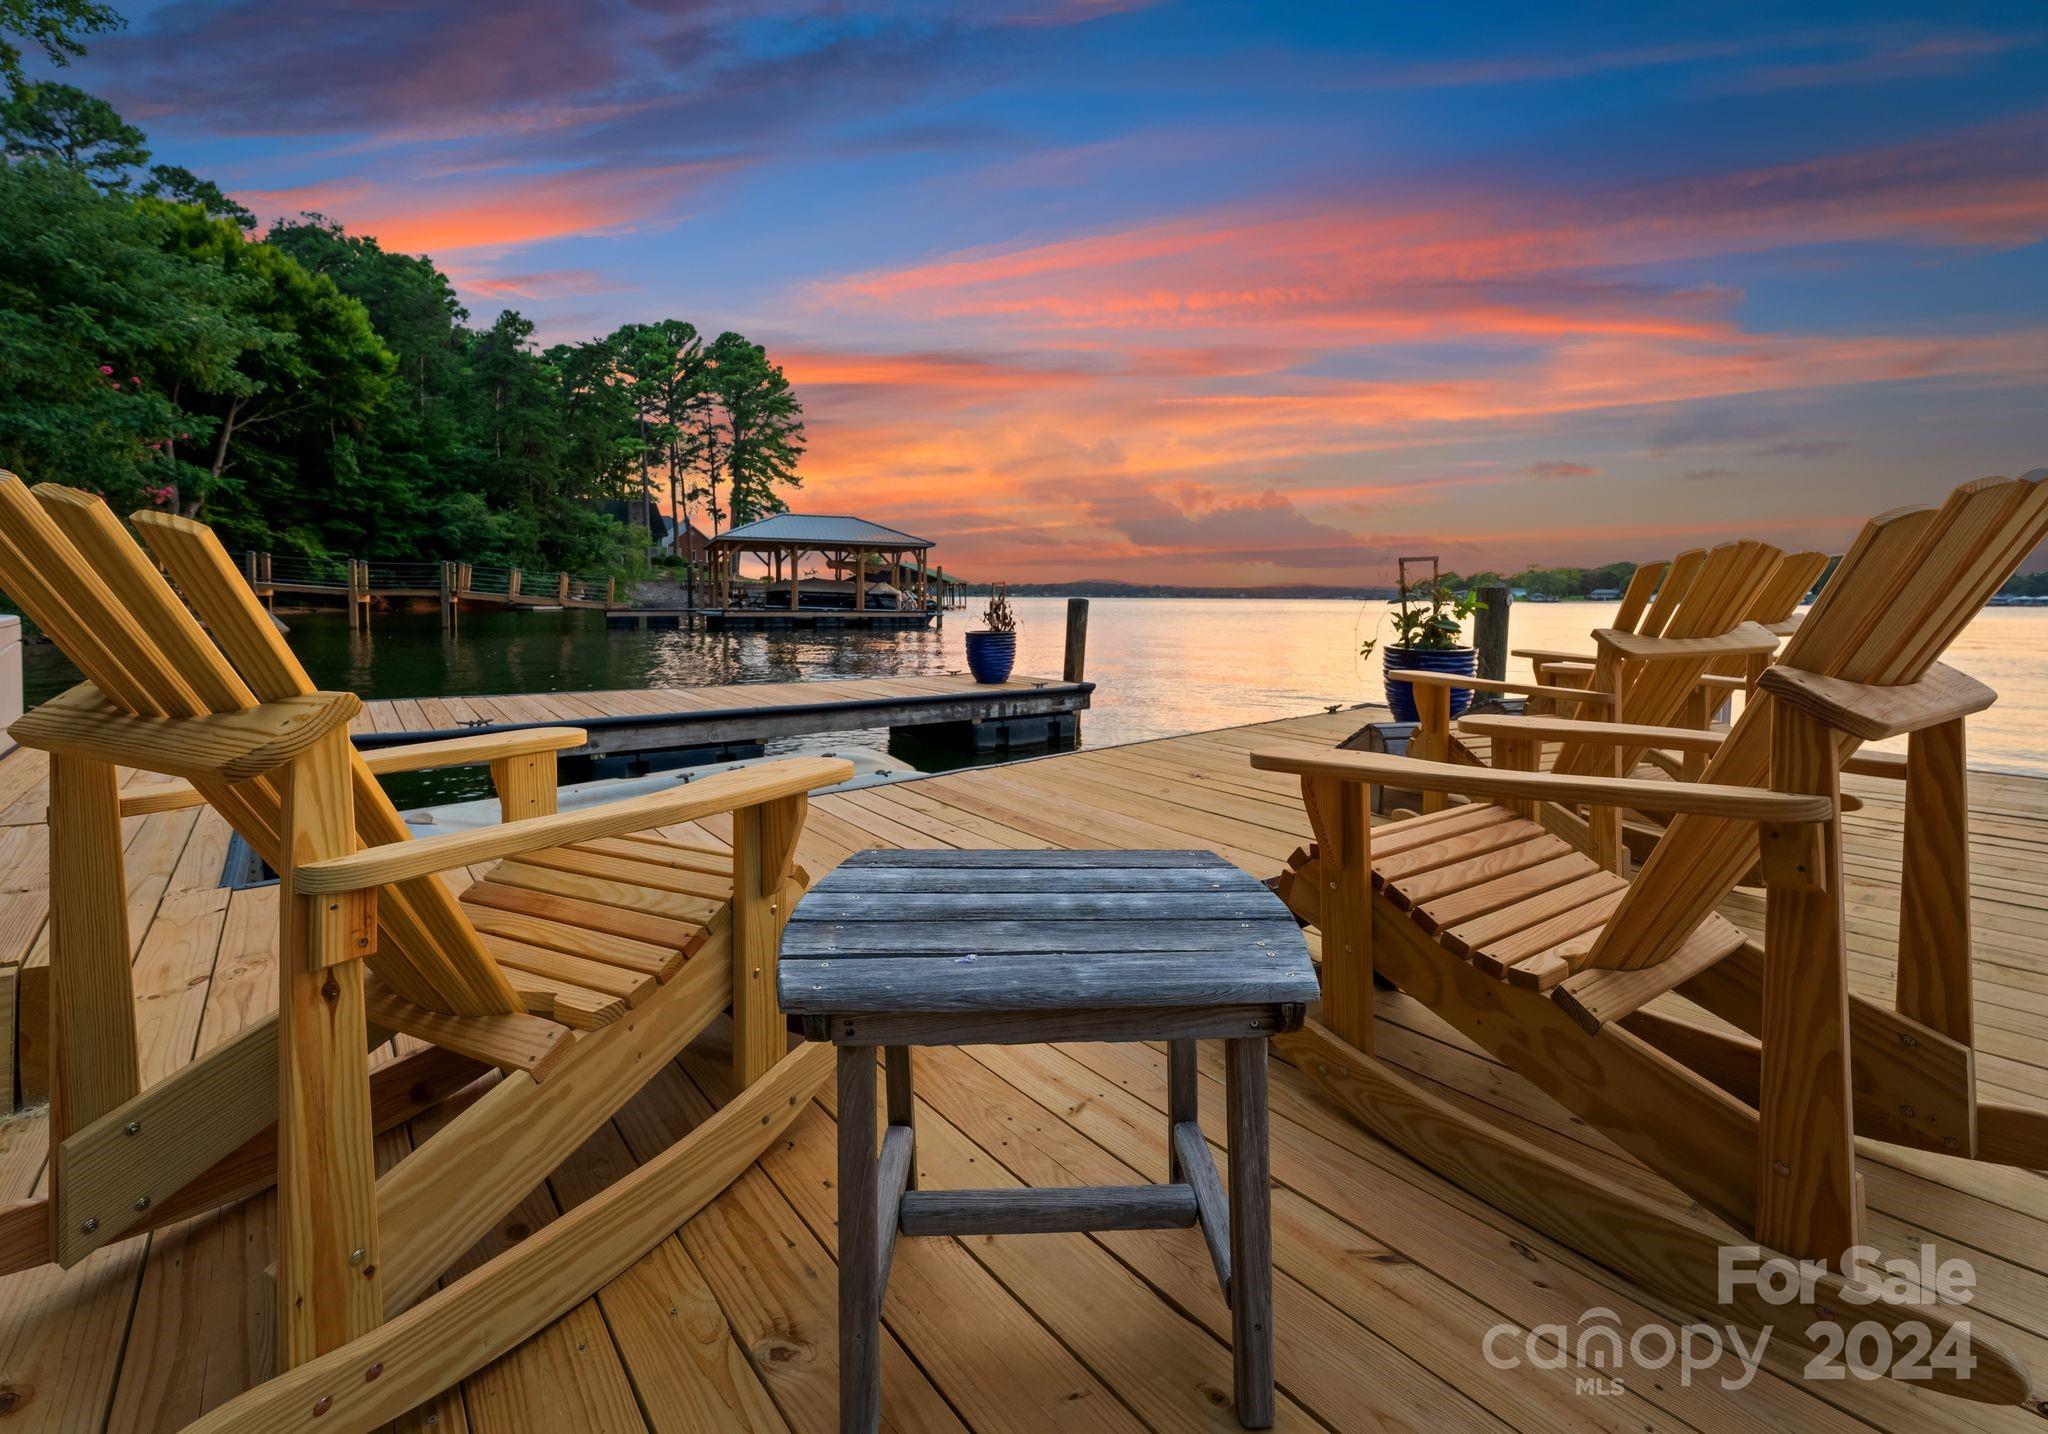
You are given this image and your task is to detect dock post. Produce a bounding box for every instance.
[439,561,454,631]
[509,566,522,601]
[260,553,273,611]
[608,576,616,606]
[1475,584,1511,681]
[1064,597,1089,682]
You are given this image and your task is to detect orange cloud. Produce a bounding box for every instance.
[241,162,723,254]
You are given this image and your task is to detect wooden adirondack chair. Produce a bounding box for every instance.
[1254,474,2048,1405]
[1514,553,1672,696]
[0,475,853,1431]
[1517,544,1826,714]
[1395,542,1829,870]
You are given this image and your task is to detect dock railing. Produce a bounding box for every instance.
[240,550,619,629]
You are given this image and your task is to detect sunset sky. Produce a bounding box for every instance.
[65,1,2048,584]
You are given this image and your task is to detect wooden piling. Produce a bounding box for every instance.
[1064,598,1090,683]
[1475,584,1511,681]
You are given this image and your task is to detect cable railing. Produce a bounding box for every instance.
[360,559,442,589]
[237,553,619,616]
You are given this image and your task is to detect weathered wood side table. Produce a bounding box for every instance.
[778,848,1320,1433]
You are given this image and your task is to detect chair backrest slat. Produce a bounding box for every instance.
[0,479,202,717]
[1550,541,1785,778]
[0,476,521,1018]
[1591,475,2048,971]
[38,488,259,714]
[1611,562,1666,634]
[133,509,524,1017]
[1637,549,1704,637]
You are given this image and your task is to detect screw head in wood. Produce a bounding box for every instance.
[312,1396,332,1416]
[348,1247,367,1266]
[124,1121,140,1136]
[80,1217,98,1233]
[132,1196,149,1211]
[365,1363,383,1382]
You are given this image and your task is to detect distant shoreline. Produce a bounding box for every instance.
[998,583,1615,601]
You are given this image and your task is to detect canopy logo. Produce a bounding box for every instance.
[1481,1244,1979,1394]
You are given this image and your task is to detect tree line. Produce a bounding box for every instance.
[1440,562,1639,599]
[0,7,804,574]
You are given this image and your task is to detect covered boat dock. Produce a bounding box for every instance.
[706,514,953,630]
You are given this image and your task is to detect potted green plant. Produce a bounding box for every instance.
[965,582,1018,683]
[1361,558,1484,722]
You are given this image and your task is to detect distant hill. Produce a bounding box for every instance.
[999,579,1399,600]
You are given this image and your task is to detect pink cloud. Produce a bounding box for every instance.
[239,161,727,255]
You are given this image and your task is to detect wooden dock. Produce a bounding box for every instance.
[1,706,2045,1430]
[350,673,1094,761]
[244,554,618,628]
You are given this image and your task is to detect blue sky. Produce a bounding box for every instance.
[57,0,2048,580]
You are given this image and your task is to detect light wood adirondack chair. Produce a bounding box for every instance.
[0,475,853,1431]
[1516,544,1826,710]
[1395,542,1828,870]
[1254,474,2048,1405]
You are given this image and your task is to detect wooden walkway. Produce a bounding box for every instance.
[350,674,1092,759]
[1,707,2045,1430]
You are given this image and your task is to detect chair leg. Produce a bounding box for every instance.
[1414,684,1451,812]
[1226,1037,1274,1429]
[885,1045,916,1191]
[1167,1040,1197,1179]
[838,1045,881,1434]
[277,731,381,1368]
[1758,705,1860,1265]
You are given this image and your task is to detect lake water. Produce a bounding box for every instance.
[22,596,2048,778]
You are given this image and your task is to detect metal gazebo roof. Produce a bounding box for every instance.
[709,514,933,549]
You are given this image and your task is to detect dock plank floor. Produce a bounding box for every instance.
[1,705,2045,1430]
[353,674,1071,739]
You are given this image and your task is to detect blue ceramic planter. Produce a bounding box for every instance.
[1383,645,1476,722]
[965,630,1017,684]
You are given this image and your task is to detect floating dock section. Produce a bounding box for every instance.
[352,673,1092,766]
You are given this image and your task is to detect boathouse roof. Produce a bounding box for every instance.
[713,513,934,549]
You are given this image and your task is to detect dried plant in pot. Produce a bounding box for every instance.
[1361,558,1484,722]
[966,583,1018,684]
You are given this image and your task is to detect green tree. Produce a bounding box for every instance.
[267,217,477,557]
[141,163,255,229]
[612,319,711,544]
[0,0,120,93]
[0,159,251,508]
[148,202,392,524]
[0,79,146,185]
[706,331,804,529]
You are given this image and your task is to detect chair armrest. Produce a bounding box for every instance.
[1536,660,1746,695]
[11,683,360,783]
[1757,661,1994,740]
[113,725,592,815]
[359,726,587,777]
[1384,670,1613,706]
[1511,647,1595,665]
[1458,714,1726,753]
[295,754,855,894]
[1456,713,1902,780]
[1248,747,1832,823]
[1592,621,1778,662]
